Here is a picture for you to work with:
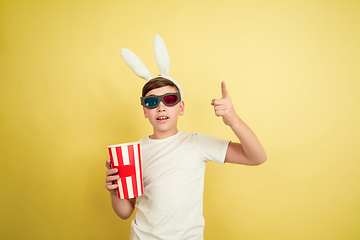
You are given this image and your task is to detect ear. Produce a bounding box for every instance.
[143,107,148,118]
[179,101,185,116]
[153,34,170,76]
[121,48,153,81]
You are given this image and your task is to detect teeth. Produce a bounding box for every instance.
[158,116,168,120]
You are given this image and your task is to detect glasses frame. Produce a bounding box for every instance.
[141,92,181,109]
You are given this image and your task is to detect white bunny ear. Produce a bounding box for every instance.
[121,48,153,81]
[153,35,170,76]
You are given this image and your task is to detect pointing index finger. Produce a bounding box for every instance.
[221,81,229,99]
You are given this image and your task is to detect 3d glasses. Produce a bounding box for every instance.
[141,92,181,109]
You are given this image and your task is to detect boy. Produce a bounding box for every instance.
[105,76,267,239]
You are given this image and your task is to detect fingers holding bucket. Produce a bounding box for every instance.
[105,159,119,192]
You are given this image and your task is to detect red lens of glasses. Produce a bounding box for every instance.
[163,94,178,105]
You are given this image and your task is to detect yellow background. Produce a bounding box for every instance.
[1,0,359,239]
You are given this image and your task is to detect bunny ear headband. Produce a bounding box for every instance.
[120,35,184,100]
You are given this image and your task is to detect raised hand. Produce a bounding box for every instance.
[211,81,239,126]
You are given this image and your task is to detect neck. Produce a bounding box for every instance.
[150,129,179,139]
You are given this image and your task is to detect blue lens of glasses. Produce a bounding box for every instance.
[144,97,159,107]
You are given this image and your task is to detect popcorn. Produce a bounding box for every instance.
[108,142,143,199]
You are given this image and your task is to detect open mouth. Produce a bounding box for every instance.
[157,116,169,120]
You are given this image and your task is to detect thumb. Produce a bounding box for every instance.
[106,159,111,169]
[221,81,229,99]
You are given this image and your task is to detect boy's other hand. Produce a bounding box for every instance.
[105,159,120,196]
[211,81,240,126]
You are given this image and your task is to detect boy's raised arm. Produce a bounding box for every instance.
[105,159,136,219]
[211,81,267,165]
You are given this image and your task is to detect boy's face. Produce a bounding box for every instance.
[143,86,184,138]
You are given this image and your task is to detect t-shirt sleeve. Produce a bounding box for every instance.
[194,132,230,164]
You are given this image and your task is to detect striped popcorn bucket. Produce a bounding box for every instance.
[107,142,143,199]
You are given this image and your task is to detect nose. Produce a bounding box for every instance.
[157,101,166,112]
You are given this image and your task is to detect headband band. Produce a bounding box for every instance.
[120,35,184,100]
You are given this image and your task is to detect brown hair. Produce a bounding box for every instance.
[142,77,179,97]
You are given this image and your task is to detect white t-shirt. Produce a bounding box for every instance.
[130,131,230,240]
